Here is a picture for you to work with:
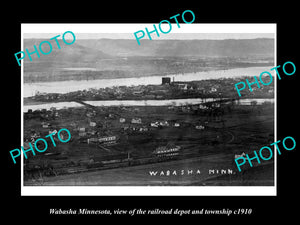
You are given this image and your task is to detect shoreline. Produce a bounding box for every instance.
[23,66,274,98]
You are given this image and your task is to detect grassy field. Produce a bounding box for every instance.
[23,102,274,186]
[24,153,274,186]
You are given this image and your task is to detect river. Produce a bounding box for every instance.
[23,66,272,97]
[23,98,274,112]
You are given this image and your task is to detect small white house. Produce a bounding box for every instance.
[159,121,169,127]
[79,127,86,131]
[87,137,98,144]
[131,118,142,124]
[151,122,159,127]
[199,105,208,110]
[41,122,50,128]
[174,123,180,127]
[210,87,217,92]
[90,122,96,127]
[195,125,205,130]
[49,129,58,135]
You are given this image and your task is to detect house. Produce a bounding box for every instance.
[153,145,181,157]
[177,83,188,90]
[119,118,126,123]
[150,122,159,127]
[87,137,98,144]
[174,123,180,127]
[159,121,169,127]
[90,122,96,127]
[79,127,86,132]
[139,127,148,132]
[49,129,58,135]
[98,136,116,142]
[195,125,205,130]
[131,118,142,124]
[41,122,50,128]
[210,87,217,92]
[78,127,86,137]
[199,105,209,110]
[53,111,59,117]
[98,136,117,146]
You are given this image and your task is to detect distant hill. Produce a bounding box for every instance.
[23,38,274,69]
[23,37,274,82]
[76,38,274,57]
[23,38,111,72]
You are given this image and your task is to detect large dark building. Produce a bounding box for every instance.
[162,77,171,85]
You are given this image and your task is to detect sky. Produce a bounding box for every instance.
[22,24,276,40]
[23,32,275,40]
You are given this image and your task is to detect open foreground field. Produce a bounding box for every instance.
[23,101,274,186]
[24,153,274,186]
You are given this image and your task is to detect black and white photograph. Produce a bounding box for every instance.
[21,24,276,195]
[3,4,299,221]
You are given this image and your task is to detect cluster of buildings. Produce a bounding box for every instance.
[74,120,118,146]
[25,107,59,120]
[31,78,227,103]
[24,107,60,143]
[73,107,208,148]
[24,102,211,148]
[29,76,274,105]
